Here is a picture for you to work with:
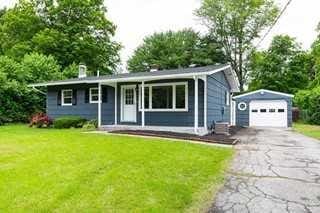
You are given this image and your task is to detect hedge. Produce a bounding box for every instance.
[53,116,87,129]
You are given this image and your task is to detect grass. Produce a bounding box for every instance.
[0,125,233,212]
[293,123,320,140]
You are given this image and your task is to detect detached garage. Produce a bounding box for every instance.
[233,89,294,128]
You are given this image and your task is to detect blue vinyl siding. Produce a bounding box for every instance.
[46,75,233,128]
[47,84,115,125]
[206,72,231,128]
[116,79,204,127]
[235,91,293,127]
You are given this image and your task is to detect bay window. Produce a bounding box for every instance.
[139,82,188,111]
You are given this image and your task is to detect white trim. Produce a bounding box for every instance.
[120,85,137,123]
[89,87,99,103]
[98,83,102,127]
[233,89,294,99]
[141,81,145,127]
[61,89,73,106]
[225,91,230,106]
[138,82,188,112]
[114,82,118,125]
[203,76,207,130]
[238,102,247,111]
[30,65,240,92]
[194,76,199,133]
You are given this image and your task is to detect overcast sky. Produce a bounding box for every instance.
[1,0,320,69]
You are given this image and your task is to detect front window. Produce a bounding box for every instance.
[90,88,99,103]
[139,82,188,111]
[62,89,72,106]
[152,85,173,109]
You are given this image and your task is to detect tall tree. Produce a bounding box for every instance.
[249,35,312,94]
[127,29,226,72]
[0,0,121,75]
[196,0,279,91]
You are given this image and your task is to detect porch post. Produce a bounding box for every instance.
[114,82,118,125]
[141,81,145,127]
[194,76,198,133]
[98,82,102,127]
[204,76,207,130]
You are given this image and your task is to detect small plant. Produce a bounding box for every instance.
[82,119,98,130]
[53,116,86,129]
[29,113,52,128]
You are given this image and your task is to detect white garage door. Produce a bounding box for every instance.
[249,100,287,127]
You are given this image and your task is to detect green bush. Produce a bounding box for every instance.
[82,119,98,130]
[53,116,87,129]
[294,86,320,125]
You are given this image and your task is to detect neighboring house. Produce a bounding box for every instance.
[233,89,294,128]
[31,64,240,135]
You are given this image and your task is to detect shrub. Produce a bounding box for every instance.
[29,112,52,128]
[82,119,98,130]
[53,116,86,129]
[294,86,320,125]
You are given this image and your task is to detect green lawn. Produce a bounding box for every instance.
[293,123,320,140]
[0,125,233,212]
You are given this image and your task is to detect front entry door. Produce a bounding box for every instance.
[121,85,137,122]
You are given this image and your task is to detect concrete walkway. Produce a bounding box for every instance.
[210,128,320,213]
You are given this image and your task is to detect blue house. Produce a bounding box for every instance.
[31,64,240,135]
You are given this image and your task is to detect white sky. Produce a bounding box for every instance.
[1,0,320,70]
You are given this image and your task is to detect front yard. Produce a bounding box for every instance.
[293,123,320,140]
[0,125,233,212]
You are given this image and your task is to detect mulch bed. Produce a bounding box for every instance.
[110,126,242,145]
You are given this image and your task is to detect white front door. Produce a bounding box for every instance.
[121,85,137,122]
[249,100,288,127]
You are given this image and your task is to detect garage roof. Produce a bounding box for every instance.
[233,89,294,99]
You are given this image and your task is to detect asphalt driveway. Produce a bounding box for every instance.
[210,128,320,213]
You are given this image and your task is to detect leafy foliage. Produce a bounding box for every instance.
[196,0,279,90]
[127,29,226,72]
[294,87,320,125]
[53,116,87,129]
[0,0,120,124]
[249,35,313,94]
[29,112,53,128]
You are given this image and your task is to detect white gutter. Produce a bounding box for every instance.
[29,65,240,92]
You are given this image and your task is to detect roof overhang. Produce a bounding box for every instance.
[29,65,240,92]
[233,89,294,99]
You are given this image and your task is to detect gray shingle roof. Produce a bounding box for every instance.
[30,64,240,92]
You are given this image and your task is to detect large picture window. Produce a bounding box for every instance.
[139,82,188,112]
[62,89,73,106]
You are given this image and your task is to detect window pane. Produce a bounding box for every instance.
[251,109,258,113]
[278,109,285,113]
[64,97,72,104]
[269,109,276,113]
[91,88,98,95]
[152,86,172,109]
[176,85,186,109]
[260,109,267,113]
[64,90,72,97]
[125,89,134,105]
[91,95,99,101]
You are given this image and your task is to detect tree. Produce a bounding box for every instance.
[248,35,312,94]
[32,0,121,75]
[196,0,279,91]
[127,29,226,72]
[0,0,121,74]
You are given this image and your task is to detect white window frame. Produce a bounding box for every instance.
[138,82,188,112]
[90,88,99,104]
[61,89,73,106]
